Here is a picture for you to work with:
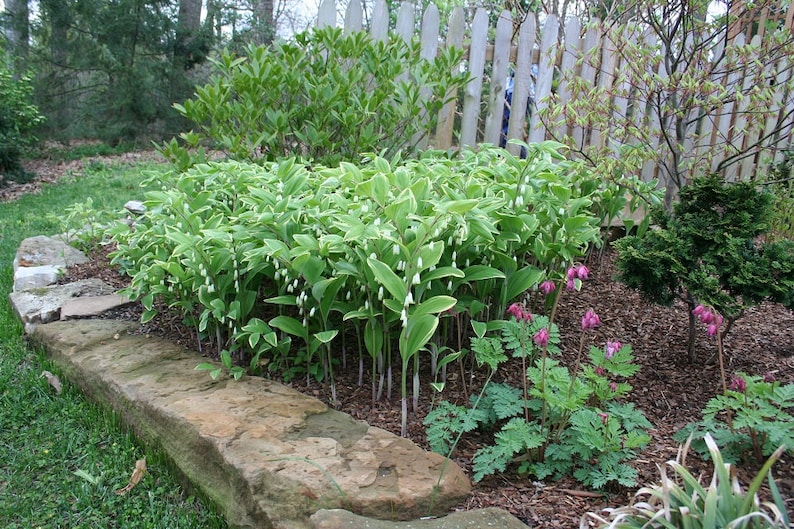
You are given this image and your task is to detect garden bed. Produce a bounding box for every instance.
[64,243,794,527]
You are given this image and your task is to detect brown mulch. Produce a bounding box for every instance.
[11,154,794,527]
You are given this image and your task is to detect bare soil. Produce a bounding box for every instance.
[8,153,794,527]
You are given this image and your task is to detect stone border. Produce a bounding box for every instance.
[10,234,531,529]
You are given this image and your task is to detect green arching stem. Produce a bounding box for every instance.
[540,280,565,434]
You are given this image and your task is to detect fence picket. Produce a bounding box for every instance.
[572,22,602,150]
[370,0,389,41]
[483,11,513,145]
[507,15,535,156]
[711,33,746,174]
[414,4,440,150]
[529,14,559,145]
[344,0,363,33]
[554,17,581,141]
[435,6,465,150]
[460,8,488,148]
[317,0,336,28]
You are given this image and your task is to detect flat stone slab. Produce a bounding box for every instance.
[9,278,118,329]
[310,508,530,529]
[13,264,63,291]
[60,293,134,320]
[29,319,472,529]
[13,235,89,270]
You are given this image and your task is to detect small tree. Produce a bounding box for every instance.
[614,175,794,362]
[542,0,794,208]
[0,56,44,183]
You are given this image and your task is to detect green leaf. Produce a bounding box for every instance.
[414,295,457,316]
[399,313,438,362]
[367,257,407,301]
[269,315,308,340]
[364,319,384,358]
[463,265,506,282]
[504,266,544,304]
[439,199,479,214]
[265,295,299,306]
[313,330,339,344]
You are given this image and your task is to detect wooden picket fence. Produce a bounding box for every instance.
[316,0,794,189]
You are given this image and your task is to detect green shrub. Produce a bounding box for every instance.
[614,175,794,362]
[582,434,790,529]
[0,58,45,183]
[161,27,470,168]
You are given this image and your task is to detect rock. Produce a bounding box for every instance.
[60,293,134,320]
[29,320,472,529]
[13,264,63,291]
[124,200,146,215]
[309,508,531,529]
[9,278,117,328]
[13,235,89,270]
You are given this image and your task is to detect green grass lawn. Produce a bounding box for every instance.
[0,160,227,529]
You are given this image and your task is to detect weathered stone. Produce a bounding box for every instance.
[29,320,472,529]
[13,235,89,270]
[309,508,531,529]
[13,264,63,291]
[9,278,117,328]
[124,200,147,215]
[60,293,134,320]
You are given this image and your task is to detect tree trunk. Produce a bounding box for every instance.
[171,0,204,103]
[3,0,29,64]
[252,0,274,45]
[687,302,697,363]
[174,0,203,68]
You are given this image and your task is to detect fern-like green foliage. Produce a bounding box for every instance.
[501,315,561,358]
[424,401,487,455]
[675,374,794,465]
[473,418,545,482]
[470,382,525,429]
[424,327,650,489]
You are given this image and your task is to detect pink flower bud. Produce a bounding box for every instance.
[539,280,556,296]
[692,304,706,317]
[533,327,550,347]
[605,341,622,359]
[609,382,618,392]
[729,375,747,393]
[594,366,606,376]
[706,323,718,337]
[581,309,601,331]
[764,372,776,383]
[576,265,589,280]
[598,413,609,425]
[565,278,576,291]
[507,303,523,319]
[567,266,577,280]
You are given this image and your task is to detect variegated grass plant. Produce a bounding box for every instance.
[581,433,790,529]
